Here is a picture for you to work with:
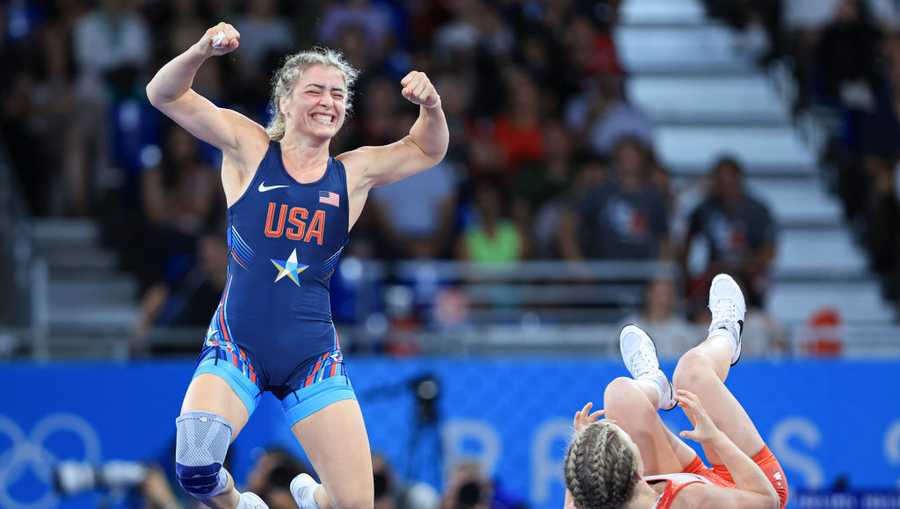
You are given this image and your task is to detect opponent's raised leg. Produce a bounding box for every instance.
[608,325,698,474]
[672,274,764,462]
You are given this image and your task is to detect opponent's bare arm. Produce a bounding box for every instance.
[146,22,268,166]
[676,390,779,509]
[340,71,449,190]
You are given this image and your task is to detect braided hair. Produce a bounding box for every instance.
[564,421,640,509]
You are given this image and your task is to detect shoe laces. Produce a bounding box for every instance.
[711,298,737,329]
[629,346,658,380]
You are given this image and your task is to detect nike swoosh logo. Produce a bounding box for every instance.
[258,182,289,193]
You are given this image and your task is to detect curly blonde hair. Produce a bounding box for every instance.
[265,47,360,141]
[564,421,640,509]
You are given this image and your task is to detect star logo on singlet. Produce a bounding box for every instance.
[270,248,308,287]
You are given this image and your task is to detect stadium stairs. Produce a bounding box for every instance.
[616,0,898,349]
[31,218,137,358]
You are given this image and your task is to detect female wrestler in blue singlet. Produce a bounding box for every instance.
[146,22,448,509]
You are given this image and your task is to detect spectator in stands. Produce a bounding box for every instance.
[559,137,670,261]
[30,22,78,216]
[235,0,295,82]
[432,0,479,58]
[319,0,394,57]
[784,0,886,114]
[368,159,459,260]
[511,119,576,258]
[702,0,783,65]
[73,0,150,101]
[1,4,87,216]
[458,177,524,263]
[368,105,459,260]
[133,125,220,290]
[133,231,227,342]
[72,1,161,212]
[435,73,474,166]
[647,150,676,213]
[521,155,608,260]
[514,28,571,101]
[357,75,403,147]
[622,277,697,360]
[491,68,545,175]
[149,0,208,63]
[838,34,900,226]
[863,154,900,300]
[72,0,153,176]
[564,12,623,81]
[320,0,402,78]
[796,7,900,306]
[1,54,47,216]
[682,156,777,311]
[565,76,654,158]
[141,126,220,235]
[813,0,883,109]
[861,33,900,155]
[571,157,610,197]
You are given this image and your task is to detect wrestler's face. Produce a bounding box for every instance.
[283,64,348,141]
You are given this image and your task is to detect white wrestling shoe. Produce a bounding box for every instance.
[290,473,321,509]
[708,273,746,366]
[619,324,675,410]
[237,492,269,509]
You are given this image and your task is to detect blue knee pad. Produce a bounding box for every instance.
[175,412,232,499]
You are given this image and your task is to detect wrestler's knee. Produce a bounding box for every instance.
[673,348,712,392]
[603,377,651,419]
[174,411,233,500]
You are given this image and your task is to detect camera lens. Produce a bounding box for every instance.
[457,480,482,507]
[54,462,97,496]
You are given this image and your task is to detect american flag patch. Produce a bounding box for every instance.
[319,190,340,207]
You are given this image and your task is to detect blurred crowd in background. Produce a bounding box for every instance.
[121,444,503,509]
[5,0,900,360]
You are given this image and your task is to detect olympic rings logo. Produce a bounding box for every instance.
[0,413,101,509]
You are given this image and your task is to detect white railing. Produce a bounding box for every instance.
[15,257,900,359]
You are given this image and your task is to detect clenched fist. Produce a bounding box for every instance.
[196,22,240,58]
[400,71,441,109]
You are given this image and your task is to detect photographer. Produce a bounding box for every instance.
[56,460,187,509]
[246,447,308,509]
[141,466,184,509]
[440,463,493,509]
